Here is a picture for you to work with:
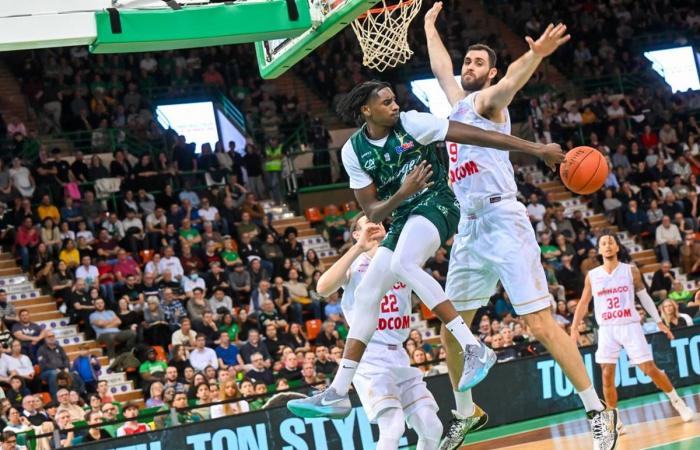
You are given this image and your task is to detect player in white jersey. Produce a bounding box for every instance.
[571,233,695,431]
[424,4,617,450]
[313,214,442,450]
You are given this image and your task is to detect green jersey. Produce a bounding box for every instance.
[342,111,459,250]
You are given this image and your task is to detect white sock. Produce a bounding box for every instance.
[454,390,475,417]
[445,316,479,347]
[577,385,605,413]
[330,359,358,396]
[666,389,680,403]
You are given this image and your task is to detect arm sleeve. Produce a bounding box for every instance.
[637,289,662,323]
[341,141,373,190]
[400,110,450,145]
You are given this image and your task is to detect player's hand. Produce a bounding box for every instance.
[657,322,675,340]
[536,143,565,170]
[569,329,580,345]
[424,1,442,29]
[400,160,434,198]
[357,223,386,252]
[526,23,571,58]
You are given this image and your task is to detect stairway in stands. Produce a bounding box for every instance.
[0,254,143,406]
[0,61,34,129]
[266,74,344,129]
[530,168,661,277]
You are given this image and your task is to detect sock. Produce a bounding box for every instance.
[330,359,358,396]
[454,390,475,417]
[577,385,605,413]
[665,389,680,403]
[445,316,479,347]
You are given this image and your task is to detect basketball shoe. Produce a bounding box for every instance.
[588,406,618,450]
[286,387,351,419]
[438,404,488,450]
[670,397,695,422]
[458,342,497,391]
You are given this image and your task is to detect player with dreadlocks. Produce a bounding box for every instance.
[287,79,564,421]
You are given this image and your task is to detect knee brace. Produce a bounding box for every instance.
[408,406,443,449]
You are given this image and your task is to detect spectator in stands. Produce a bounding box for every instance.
[165,391,202,427]
[315,321,340,349]
[680,232,700,276]
[56,388,84,422]
[0,290,17,330]
[314,345,337,377]
[240,329,271,366]
[116,402,149,436]
[215,332,242,371]
[139,347,167,391]
[189,334,218,371]
[37,331,80,399]
[11,310,46,359]
[281,230,304,262]
[245,352,274,385]
[229,262,252,304]
[143,296,171,348]
[288,322,310,353]
[651,261,675,301]
[15,218,38,273]
[660,299,693,329]
[171,317,197,350]
[285,268,320,320]
[89,298,136,358]
[83,410,111,442]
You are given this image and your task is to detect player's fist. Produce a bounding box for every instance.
[657,322,675,340]
[536,143,565,170]
[400,160,434,198]
[525,23,571,58]
[424,1,443,29]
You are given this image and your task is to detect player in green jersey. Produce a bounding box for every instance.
[288,80,563,423]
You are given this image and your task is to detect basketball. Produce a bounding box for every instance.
[559,146,609,195]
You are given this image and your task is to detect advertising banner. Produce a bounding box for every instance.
[76,326,700,450]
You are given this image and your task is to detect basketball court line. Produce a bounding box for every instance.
[436,384,700,450]
[641,436,700,450]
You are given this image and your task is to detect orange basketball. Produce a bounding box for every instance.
[559,146,609,195]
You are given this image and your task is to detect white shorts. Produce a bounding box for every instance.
[353,349,438,423]
[445,199,552,315]
[595,323,653,365]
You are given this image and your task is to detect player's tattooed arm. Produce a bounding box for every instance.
[476,23,570,117]
[630,265,647,292]
[570,274,593,344]
[354,161,433,224]
[444,121,565,169]
[424,2,464,107]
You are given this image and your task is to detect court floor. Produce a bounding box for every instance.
[452,384,700,450]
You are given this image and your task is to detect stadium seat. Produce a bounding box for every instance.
[305,207,323,223]
[140,250,155,263]
[323,204,339,216]
[152,346,167,362]
[305,319,322,340]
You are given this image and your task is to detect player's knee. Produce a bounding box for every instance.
[409,408,443,443]
[377,408,406,439]
[601,365,616,380]
[523,311,553,341]
[389,253,412,279]
[638,361,656,375]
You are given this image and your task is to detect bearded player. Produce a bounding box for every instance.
[425,4,617,450]
[571,233,695,432]
[311,214,443,450]
[287,79,564,420]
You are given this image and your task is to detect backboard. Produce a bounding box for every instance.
[255,0,377,79]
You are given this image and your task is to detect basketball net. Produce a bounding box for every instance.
[351,0,422,72]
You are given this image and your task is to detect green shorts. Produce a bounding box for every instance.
[381,196,459,251]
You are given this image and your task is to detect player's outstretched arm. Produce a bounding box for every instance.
[316,222,384,297]
[353,161,434,224]
[476,23,570,116]
[631,265,674,340]
[424,2,464,107]
[445,120,565,169]
[570,274,593,344]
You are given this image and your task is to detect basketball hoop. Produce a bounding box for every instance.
[351,0,422,72]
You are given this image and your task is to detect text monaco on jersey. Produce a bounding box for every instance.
[596,286,630,297]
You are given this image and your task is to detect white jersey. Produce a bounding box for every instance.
[341,253,412,364]
[589,262,640,326]
[447,91,518,212]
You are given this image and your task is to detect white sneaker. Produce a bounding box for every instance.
[588,408,618,450]
[671,399,695,422]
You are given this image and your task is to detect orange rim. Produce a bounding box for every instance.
[357,0,415,19]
